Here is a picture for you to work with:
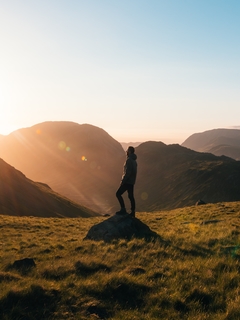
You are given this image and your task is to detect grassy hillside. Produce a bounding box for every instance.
[1,201,240,319]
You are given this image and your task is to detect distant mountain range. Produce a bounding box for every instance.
[0,158,97,217]
[120,142,142,150]
[1,122,240,216]
[182,128,240,160]
[136,141,240,211]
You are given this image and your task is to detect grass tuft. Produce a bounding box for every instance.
[0,285,60,319]
[75,260,111,276]
[86,276,150,310]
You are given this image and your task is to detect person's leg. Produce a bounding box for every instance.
[116,184,128,212]
[127,184,135,216]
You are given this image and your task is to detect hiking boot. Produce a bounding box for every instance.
[116,208,127,215]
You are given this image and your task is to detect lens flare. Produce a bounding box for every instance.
[58,141,71,152]
[58,141,66,150]
[36,129,41,135]
[82,156,87,161]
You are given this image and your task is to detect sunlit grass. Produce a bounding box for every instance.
[1,202,240,319]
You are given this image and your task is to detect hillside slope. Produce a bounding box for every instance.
[135,141,240,211]
[182,128,240,160]
[0,121,125,213]
[0,158,97,217]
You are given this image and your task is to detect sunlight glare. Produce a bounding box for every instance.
[58,141,66,150]
[58,141,71,152]
[0,124,17,135]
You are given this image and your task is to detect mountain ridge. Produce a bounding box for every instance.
[182,128,240,160]
[1,122,240,215]
[135,141,240,211]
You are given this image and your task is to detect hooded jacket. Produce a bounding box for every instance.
[121,153,137,185]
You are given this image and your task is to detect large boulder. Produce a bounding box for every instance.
[84,214,159,242]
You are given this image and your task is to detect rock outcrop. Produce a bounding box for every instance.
[84,214,159,242]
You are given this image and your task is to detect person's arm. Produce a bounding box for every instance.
[121,158,133,184]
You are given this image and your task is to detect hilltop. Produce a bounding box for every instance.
[182,128,240,160]
[0,158,97,217]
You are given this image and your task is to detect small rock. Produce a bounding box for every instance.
[128,267,146,275]
[12,258,36,271]
[195,199,206,206]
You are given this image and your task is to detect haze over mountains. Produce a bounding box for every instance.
[0,122,125,214]
[0,158,97,217]
[1,122,240,216]
[182,128,240,160]
[136,141,240,211]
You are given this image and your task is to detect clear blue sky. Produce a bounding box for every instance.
[0,0,239,143]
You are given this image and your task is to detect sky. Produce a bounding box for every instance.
[0,0,239,144]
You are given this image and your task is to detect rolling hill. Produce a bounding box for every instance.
[182,128,240,160]
[0,157,97,217]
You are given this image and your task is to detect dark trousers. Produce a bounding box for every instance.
[116,183,135,212]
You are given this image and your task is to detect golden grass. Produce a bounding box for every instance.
[1,202,240,319]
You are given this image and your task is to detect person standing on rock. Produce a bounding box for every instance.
[116,146,137,217]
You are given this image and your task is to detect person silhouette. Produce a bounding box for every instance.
[116,146,137,217]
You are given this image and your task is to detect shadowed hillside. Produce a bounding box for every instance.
[182,128,240,160]
[0,122,125,213]
[0,158,97,217]
[135,141,240,211]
